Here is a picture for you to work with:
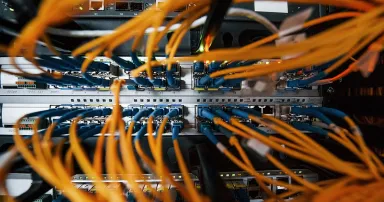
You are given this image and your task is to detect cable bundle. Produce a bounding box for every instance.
[0,0,384,201]
[3,0,87,78]
[1,85,383,201]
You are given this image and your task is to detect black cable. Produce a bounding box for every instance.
[15,172,53,202]
[195,143,235,202]
[198,0,232,52]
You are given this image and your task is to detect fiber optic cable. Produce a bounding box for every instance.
[289,108,365,160]
[199,124,305,192]
[69,116,118,201]
[261,115,376,179]
[153,109,180,202]
[172,124,206,202]
[132,124,164,201]
[213,108,322,191]
[119,119,151,202]
[67,82,125,202]
[137,108,191,199]
[13,110,95,202]
[315,107,384,176]
[134,126,190,201]
[111,56,136,71]
[200,110,316,189]
[224,108,373,179]
[221,127,275,197]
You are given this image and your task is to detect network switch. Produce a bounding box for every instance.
[50,169,316,201]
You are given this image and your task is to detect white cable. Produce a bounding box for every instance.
[227,8,278,33]
[46,7,278,37]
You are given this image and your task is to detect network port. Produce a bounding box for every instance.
[275,177,289,197]
[115,2,129,11]
[130,2,143,11]
[89,0,104,11]
[248,179,261,199]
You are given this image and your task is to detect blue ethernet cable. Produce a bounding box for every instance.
[217,125,233,139]
[153,109,180,138]
[59,55,82,71]
[200,124,219,145]
[21,109,63,119]
[291,122,329,136]
[125,109,152,138]
[122,109,133,117]
[315,107,363,136]
[40,125,70,137]
[147,108,165,139]
[149,108,165,118]
[212,77,226,87]
[39,56,79,71]
[198,75,212,85]
[37,108,72,120]
[52,109,92,126]
[199,60,258,86]
[200,108,216,121]
[231,108,257,119]
[46,108,110,137]
[78,108,112,118]
[133,109,154,123]
[82,73,111,86]
[214,108,267,136]
[171,122,184,140]
[79,125,104,140]
[165,109,179,119]
[134,124,148,142]
[74,57,110,72]
[15,109,68,140]
[207,61,223,73]
[111,55,136,71]
[131,51,144,67]
[76,125,95,136]
[316,107,350,120]
[36,58,72,71]
[172,125,180,140]
[193,61,205,72]
[132,77,153,87]
[213,109,231,122]
[166,70,178,88]
[290,107,347,135]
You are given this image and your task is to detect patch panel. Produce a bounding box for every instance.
[0,57,182,91]
[0,102,323,136]
[0,104,184,138]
